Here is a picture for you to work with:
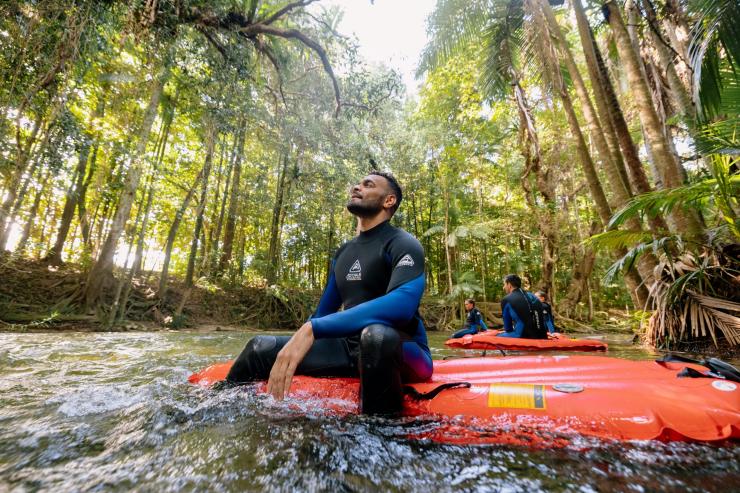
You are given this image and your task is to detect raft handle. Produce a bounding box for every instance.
[657,354,740,383]
[404,382,471,401]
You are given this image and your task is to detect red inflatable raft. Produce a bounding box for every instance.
[446,331,608,352]
[189,355,739,446]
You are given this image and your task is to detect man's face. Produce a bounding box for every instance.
[503,281,512,294]
[536,294,546,303]
[464,302,474,311]
[347,175,394,218]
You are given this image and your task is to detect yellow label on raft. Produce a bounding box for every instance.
[487,384,546,410]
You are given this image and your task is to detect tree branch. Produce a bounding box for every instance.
[244,24,341,115]
[262,0,319,25]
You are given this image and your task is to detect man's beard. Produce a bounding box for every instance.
[346,196,384,217]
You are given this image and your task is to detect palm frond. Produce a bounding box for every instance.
[694,116,740,155]
[608,175,740,229]
[601,236,681,284]
[586,229,655,251]
[480,0,528,98]
[688,0,740,120]
[418,0,492,75]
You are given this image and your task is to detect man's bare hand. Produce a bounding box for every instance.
[266,321,314,400]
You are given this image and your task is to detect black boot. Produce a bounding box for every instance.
[359,324,403,415]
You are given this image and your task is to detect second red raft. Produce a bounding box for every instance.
[445,330,608,351]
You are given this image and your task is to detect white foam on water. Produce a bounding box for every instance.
[51,384,146,417]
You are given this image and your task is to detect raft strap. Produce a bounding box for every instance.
[657,354,740,383]
[403,382,471,401]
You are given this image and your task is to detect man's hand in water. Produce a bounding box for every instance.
[267,321,314,400]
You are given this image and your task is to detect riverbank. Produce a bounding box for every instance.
[0,256,636,335]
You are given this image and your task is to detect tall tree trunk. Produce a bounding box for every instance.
[47,99,106,264]
[158,168,205,298]
[639,0,694,120]
[589,22,656,197]
[218,123,246,273]
[604,0,705,242]
[543,0,659,286]
[85,63,169,309]
[0,107,51,246]
[17,171,51,253]
[77,138,101,247]
[560,223,600,317]
[117,175,156,322]
[538,0,633,203]
[267,152,290,284]
[549,37,649,306]
[443,188,453,295]
[185,124,216,287]
[210,136,235,273]
[513,80,558,296]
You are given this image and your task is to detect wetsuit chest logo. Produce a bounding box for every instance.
[397,254,414,267]
[346,259,362,281]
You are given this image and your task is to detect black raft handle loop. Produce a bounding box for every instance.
[657,353,740,383]
[403,382,471,401]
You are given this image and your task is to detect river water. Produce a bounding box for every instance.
[1,331,738,492]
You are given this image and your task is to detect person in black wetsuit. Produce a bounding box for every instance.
[449,299,488,339]
[534,291,558,335]
[225,171,433,414]
[499,274,548,339]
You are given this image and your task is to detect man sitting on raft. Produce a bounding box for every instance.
[498,274,548,339]
[448,298,487,339]
[225,171,433,415]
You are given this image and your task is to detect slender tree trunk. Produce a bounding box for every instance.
[443,188,453,295]
[639,0,694,120]
[85,63,169,309]
[589,23,656,197]
[185,124,216,287]
[543,0,660,286]
[0,110,47,246]
[17,171,51,253]
[539,0,633,204]
[218,123,246,273]
[158,168,204,297]
[117,176,156,321]
[210,136,235,272]
[604,0,705,242]
[47,99,106,264]
[267,152,290,284]
[513,80,558,296]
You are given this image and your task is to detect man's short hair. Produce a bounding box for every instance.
[370,170,402,215]
[504,274,522,288]
[465,298,475,306]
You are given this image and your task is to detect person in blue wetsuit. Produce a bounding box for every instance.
[534,291,557,335]
[498,274,548,339]
[225,171,433,415]
[449,299,488,339]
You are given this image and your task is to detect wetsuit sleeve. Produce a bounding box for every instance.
[546,304,556,333]
[311,233,426,338]
[545,313,555,334]
[310,267,342,319]
[499,303,524,338]
[311,274,425,338]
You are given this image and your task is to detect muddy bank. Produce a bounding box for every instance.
[0,257,456,332]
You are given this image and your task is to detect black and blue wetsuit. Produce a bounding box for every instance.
[449,307,488,339]
[226,220,433,414]
[499,288,548,339]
